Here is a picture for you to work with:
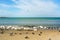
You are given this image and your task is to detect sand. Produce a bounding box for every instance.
[0,29,60,40]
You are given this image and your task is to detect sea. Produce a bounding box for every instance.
[0,17,60,27]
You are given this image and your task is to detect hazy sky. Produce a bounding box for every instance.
[0,0,60,17]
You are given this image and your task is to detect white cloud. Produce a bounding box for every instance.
[0,10,9,17]
[11,0,59,17]
[0,4,11,8]
[0,0,59,17]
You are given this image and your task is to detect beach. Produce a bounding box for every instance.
[0,17,60,40]
[0,29,60,40]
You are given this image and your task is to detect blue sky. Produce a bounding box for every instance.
[0,0,60,17]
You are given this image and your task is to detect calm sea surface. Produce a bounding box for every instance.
[0,17,60,27]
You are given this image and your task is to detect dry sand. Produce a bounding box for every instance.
[0,29,60,40]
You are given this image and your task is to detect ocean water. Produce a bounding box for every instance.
[0,17,60,27]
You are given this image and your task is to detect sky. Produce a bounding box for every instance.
[0,0,60,17]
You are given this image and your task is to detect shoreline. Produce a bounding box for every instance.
[0,25,60,30]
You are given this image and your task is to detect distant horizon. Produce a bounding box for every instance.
[1,16,60,17]
[0,17,60,18]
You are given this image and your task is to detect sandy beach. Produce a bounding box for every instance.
[0,29,60,40]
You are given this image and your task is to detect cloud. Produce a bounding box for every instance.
[0,0,60,17]
[0,4,11,8]
[11,0,59,17]
[0,10,9,17]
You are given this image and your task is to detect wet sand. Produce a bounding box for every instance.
[0,29,60,40]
